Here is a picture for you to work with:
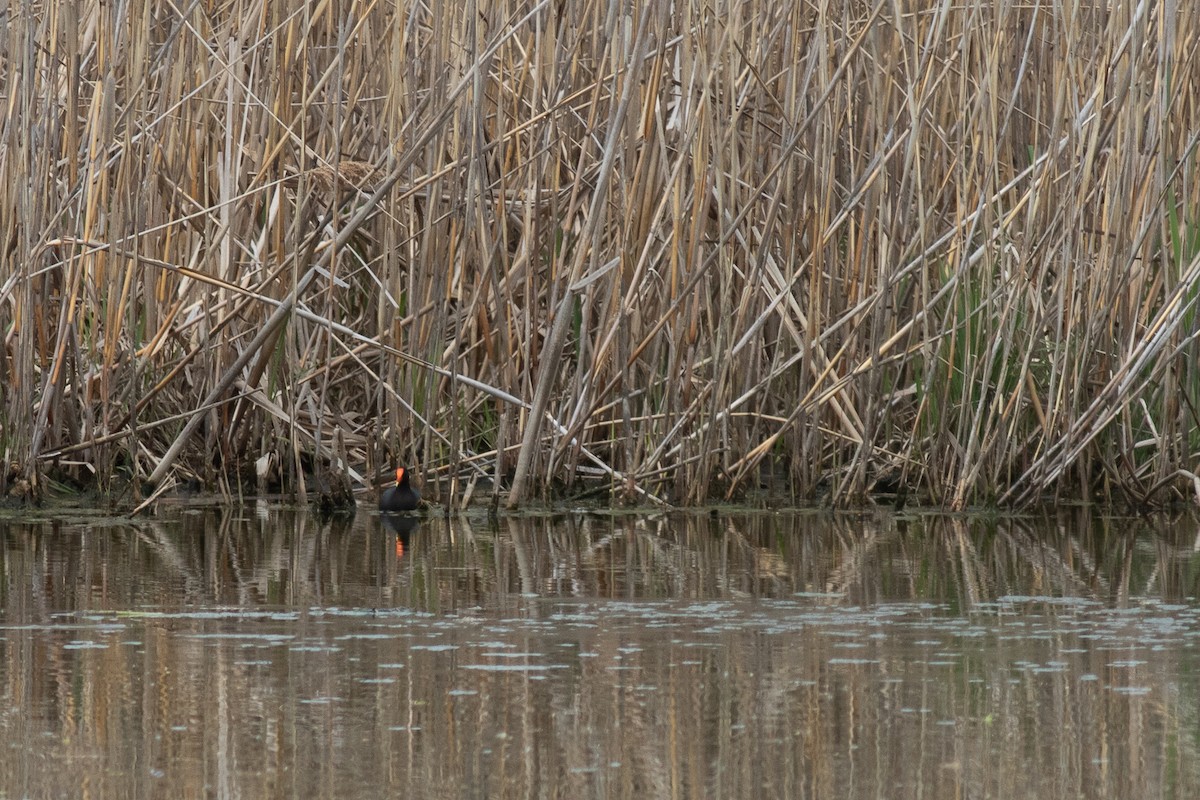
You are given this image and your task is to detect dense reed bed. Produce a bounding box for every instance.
[2,0,1199,508]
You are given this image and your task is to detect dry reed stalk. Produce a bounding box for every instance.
[2,0,1200,508]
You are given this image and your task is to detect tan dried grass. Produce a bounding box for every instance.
[2,0,1199,508]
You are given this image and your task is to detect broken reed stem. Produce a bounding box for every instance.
[507,0,651,508]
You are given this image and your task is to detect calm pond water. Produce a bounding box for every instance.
[1,504,1199,798]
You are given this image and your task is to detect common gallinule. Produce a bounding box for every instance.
[379,467,421,511]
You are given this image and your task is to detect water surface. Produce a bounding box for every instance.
[1,505,1198,798]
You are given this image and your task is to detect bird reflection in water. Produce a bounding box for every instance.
[380,512,421,558]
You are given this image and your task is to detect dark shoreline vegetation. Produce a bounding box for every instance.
[2,1,1199,512]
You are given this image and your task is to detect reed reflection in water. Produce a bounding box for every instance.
[0,506,1198,798]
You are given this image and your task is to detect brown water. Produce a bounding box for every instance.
[1,505,1198,799]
